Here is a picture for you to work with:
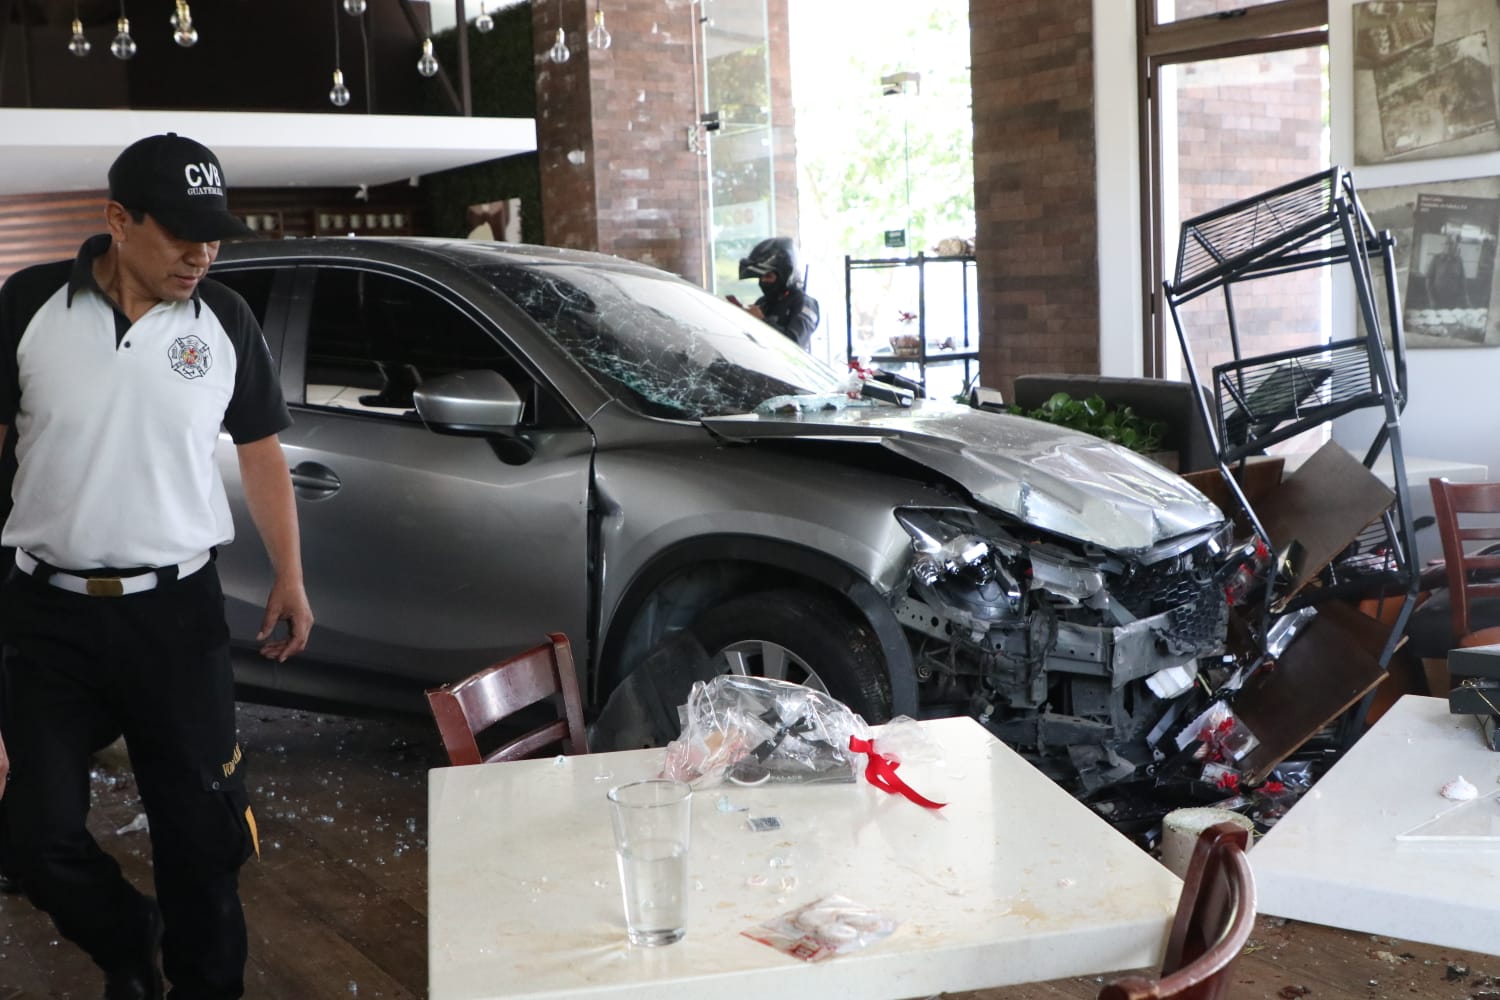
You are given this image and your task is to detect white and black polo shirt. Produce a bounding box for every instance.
[0,234,290,570]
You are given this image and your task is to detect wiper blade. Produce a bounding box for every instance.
[860,378,915,408]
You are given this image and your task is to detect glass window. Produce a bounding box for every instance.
[301,268,543,423]
[1153,0,1295,24]
[1143,0,1332,457]
[1159,45,1331,387]
[211,266,279,329]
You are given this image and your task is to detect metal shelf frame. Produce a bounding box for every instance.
[1164,167,1420,677]
[844,253,979,396]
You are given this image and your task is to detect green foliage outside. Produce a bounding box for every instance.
[793,2,974,259]
[790,1,975,364]
[1025,392,1167,456]
[423,3,544,244]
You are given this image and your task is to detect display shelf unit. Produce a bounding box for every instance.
[845,253,978,398]
[1164,166,1419,677]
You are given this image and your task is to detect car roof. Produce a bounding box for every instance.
[216,235,670,277]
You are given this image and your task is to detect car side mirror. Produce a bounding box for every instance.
[412,369,524,434]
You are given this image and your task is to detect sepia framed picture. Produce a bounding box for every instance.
[1354,0,1500,164]
[1362,178,1500,348]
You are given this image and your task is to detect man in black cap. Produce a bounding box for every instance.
[0,133,313,999]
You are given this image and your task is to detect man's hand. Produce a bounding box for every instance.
[0,729,9,803]
[256,576,314,662]
[237,433,313,662]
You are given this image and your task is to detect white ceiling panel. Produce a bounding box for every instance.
[0,108,537,197]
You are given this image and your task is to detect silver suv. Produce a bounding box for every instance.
[211,238,1232,757]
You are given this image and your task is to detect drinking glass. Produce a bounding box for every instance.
[607,778,692,946]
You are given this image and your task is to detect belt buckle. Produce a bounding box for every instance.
[85,577,125,597]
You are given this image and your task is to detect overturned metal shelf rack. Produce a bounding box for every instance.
[1164,166,1420,670]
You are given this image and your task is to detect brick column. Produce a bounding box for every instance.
[534,0,795,287]
[969,0,1100,397]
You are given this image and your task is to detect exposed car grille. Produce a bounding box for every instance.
[1162,582,1228,655]
[1112,546,1226,656]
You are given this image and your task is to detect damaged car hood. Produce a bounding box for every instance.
[705,400,1224,557]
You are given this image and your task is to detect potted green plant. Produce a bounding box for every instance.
[1024,392,1175,467]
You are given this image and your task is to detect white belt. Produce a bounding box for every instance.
[15,549,211,597]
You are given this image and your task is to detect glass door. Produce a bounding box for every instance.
[701,0,776,299]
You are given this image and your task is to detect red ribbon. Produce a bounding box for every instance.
[849,735,946,809]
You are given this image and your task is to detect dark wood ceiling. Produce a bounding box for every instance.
[6,1,437,31]
[10,1,127,28]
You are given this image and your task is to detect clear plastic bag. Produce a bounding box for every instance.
[661,675,870,787]
[865,714,942,767]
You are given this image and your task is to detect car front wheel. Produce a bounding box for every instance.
[687,588,893,721]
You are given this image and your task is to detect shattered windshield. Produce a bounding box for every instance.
[475,261,846,420]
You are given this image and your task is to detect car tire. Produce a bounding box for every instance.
[687,588,893,721]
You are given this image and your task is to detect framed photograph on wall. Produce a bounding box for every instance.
[1363,179,1500,347]
[1354,0,1500,164]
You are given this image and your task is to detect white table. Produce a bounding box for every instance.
[427,716,1181,999]
[1251,695,1500,957]
[1368,453,1488,490]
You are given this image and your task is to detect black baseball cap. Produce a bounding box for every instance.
[108,133,253,242]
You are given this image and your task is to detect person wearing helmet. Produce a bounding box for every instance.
[735,237,820,350]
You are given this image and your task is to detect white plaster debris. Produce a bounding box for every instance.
[1441,776,1478,801]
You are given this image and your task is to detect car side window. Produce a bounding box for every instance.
[302,267,541,422]
[211,266,278,329]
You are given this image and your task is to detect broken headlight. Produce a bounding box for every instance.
[895,507,1024,623]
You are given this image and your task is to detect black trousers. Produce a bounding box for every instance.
[0,563,255,999]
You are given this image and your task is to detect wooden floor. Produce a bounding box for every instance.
[1,705,1496,1000]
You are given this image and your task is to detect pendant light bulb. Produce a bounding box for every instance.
[69,18,91,57]
[549,27,571,63]
[417,37,440,77]
[475,2,494,33]
[172,2,198,47]
[330,68,352,107]
[343,0,367,14]
[111,16,136,59]
[588,9,611,50]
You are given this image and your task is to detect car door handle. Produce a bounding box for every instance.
[290,461,341,498]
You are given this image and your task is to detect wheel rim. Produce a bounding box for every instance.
[717,639,831,694]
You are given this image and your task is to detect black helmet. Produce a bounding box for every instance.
[738,237,801,291]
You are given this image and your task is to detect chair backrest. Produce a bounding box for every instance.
[425,632,588,766]
[1430,477,1500,643]
[1098,822,1256,1000]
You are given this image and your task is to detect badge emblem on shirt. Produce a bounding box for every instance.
[168,335,212,380]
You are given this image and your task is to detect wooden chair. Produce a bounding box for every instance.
[1429,478,1500,649]
[425,632,588,765]
[1098,822,1256,1000]
[1405,479,1500,686]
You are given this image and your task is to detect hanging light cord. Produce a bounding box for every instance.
[360,11,373,112]
[333,0,341,66]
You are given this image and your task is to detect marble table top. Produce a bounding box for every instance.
[427,715,1180,999]
[1251,695,1500,957]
